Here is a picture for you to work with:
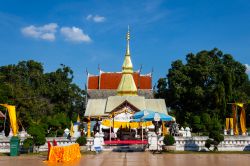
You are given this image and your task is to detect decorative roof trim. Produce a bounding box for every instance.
[87,73,99,77]
[140,72,152,77]
[109,100,140,114]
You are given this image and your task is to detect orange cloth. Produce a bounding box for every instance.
[233,105,239,135]
[48,143,81,162]
[101,119,153,128]
[240,107,247,134]
[229,118,233,129]
[225,118,229,131]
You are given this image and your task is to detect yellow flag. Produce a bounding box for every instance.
[236,103,244,108]
[70,121,74,137]
[77,114,80,122]
[0,104,18,136]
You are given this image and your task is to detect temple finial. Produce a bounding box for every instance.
[117,27,137,96]
[126,26,130,55]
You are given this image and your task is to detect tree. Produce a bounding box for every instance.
[156,48,249,129]
[27,124,46,152]
[191,115,203,134]
[0,60,85,135]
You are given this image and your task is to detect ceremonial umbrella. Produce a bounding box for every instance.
[143,112,173,122]
[132,109,154,119]
[142,112,173,152]
[131,110,154,141]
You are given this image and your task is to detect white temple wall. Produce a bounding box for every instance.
[174,136,250,151]
[0,136,250,153]
[0,137,77,153]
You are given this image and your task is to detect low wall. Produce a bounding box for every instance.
[175,136,250,151]
[1,136,250,153]
[0,137,77,153]
[218,136,250,151]
[175,136,209,151]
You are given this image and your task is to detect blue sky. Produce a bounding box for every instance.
[0,0,250,88]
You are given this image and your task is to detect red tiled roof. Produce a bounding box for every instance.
[88,76,99,89]
[100,73,122,89]
[87,72,152,90]
[139,75,152,89]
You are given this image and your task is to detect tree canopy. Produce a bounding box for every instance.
[156,48,250,131]
[0,60,85,136]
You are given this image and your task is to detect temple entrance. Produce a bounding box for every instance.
[116,127,136,140]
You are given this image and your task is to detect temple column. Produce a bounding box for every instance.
[87,117,91,138]
[162,122,167,135]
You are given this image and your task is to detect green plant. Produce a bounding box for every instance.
[205,139,213,150]
[163,134,175,145]
[76,136,87,146]
[57,129,64,137]
[23,137,34,149]
[27,124,46,152]
[205,131,224,151]
[47,131,56,137]
[33,133,46,147]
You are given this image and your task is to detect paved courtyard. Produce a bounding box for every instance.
[1,152,250,166]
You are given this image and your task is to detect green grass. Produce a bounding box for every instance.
[20,151,48,156]
[0,153,9,156]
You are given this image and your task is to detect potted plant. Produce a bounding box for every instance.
[76,136,87,152]
[163,134,176,151]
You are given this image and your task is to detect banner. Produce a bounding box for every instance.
[240,107,246,134]
[236,103,244,108]
[77,114,80,123]
[232,104,239,135]
[101,119,153,129]
[225,118,229,130]
[70,121,74,137]
[229,118,233,130]
[0,104,18,136]
[162,121,167,135]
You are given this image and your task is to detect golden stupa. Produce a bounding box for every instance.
[117,28,138,96]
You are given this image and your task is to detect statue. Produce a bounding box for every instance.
[152,121,162,134]
[169,122,179,136]
[93,120,100,134]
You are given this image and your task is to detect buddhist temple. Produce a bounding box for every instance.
[84,28,169,140]
[87,29,153,99]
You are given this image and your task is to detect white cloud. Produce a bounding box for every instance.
[86,14,106,23]
[21,23,57,41]
[60,26,91,43]
[86,14,93,20]
[245,64,250,74]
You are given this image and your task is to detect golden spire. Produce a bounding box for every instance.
[122,26,133,74]
[126,25,130,55]
[117,27,138,96]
